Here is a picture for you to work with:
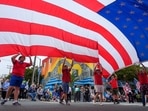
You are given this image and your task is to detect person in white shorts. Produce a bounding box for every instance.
[93,63,104,105]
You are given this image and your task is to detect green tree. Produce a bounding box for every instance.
[24,67,33,85]
[115,65,141,82]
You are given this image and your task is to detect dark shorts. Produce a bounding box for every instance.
[10,75,23,87]
[62,82,69,94]
[112,88,119,95]
[140,84,148,95]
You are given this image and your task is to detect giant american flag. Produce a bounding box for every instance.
[0,0,148,76]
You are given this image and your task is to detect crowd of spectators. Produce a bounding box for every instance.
[0,78,147,104]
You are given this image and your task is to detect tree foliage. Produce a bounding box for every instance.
[24,67,33,85]
[115,64,142,82]
[116,66,135,81]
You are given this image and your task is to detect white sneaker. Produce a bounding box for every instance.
[99,103,103,106]
[93,101,96,104]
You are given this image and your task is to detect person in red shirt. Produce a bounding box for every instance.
[137,66,148,106]
[59,57,74,105]
[93,63,103,105]
[109,74,119,104]
[138,69,148,85]
[1,53,32,106]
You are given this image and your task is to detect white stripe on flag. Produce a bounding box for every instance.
[0,32,99,57]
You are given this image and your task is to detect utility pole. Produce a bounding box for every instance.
[32,56,37,84]
[37,57,41,84]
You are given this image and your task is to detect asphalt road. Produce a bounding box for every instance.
[0,100,148,111]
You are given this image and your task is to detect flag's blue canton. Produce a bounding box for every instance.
[98,0,148,62]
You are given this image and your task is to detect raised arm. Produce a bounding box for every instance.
[11,53,20,63]
[94,62,99,70]
[99,63,103,72]
[62,57,66,68]
[113,73,117,79]
[94,62,103,72]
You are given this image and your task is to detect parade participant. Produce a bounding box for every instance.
[93,63,104,105]
[137,64,148,106]
[109,74,120,104]
[59,57,74,105]
[1,53,32,106]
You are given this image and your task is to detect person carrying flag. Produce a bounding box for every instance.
[59,57,74,105]
[136,63,148,106]
[1,53,32,106]
[109,73,120,104]
[93,62,104,105]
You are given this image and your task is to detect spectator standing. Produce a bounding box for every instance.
[74,85,80,102]
[80,86,85,102]
[84,85,90,102]
[90,86,95,102]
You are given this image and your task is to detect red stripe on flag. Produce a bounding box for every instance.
[0,44,99,62]
[98,45,119,70]
[0,18,98,49]
[74,0,104,12]
[102,69,110,78]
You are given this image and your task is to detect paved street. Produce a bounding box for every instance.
[0,100,148,111]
